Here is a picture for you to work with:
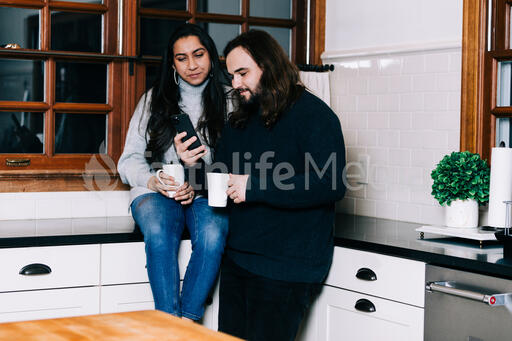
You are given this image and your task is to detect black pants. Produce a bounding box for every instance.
[218,256,321,341]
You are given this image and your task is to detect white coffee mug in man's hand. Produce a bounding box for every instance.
[156,163,185,198]
[207,172,230,207]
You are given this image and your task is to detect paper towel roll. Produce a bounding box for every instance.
[488,147,512,227]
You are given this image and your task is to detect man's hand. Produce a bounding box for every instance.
[227,174,249,204]
[174,132,208,166]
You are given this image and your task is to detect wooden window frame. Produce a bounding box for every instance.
[0,0,326,192]
[461,0,512,163]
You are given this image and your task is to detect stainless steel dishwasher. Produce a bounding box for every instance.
[425,264,512,341]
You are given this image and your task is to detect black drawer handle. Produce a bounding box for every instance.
[356,267,377,281]
[19,263,52,276]
[355,298,376,313]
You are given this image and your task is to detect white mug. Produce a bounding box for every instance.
[156,164,185,198]
[207,173,229,207]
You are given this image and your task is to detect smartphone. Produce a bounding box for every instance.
[171,113,202,150]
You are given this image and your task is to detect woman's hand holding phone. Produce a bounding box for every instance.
[174,131,207,166]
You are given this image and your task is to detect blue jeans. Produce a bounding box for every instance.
[131,193,228,320]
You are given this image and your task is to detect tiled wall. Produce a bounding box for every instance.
[0,191,131,220]
[327,44,462,225]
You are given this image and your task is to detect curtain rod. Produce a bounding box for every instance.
[296,64,334,72]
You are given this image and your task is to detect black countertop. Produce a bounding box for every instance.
[334,214,512,280]
[1,214,512,280]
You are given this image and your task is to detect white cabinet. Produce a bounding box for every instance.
[0,286,100,323]
[297,247,425,341]
[316,286,423,341]
[0,244,100,292]
[100,283,154,313]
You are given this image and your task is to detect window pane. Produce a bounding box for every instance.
[55,113,107,154]
[0,112,44,153]
[496,118,512,147]
[196,22,240,56]
[0,7,39,50]
[498,61,512,107]
[0,59,44,102]
[251,26,290,57]
[55,61,107,103]
[51,12,102,52]
[140,0,187,10]
[140,18,185,56]
[197,0,240,15]
[250,0,291,19]
[146,64,161,92]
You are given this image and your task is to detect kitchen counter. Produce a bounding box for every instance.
[2,214,511,280]
[0,310,240,340]
[334,214,512,280]
[0,216,143,248]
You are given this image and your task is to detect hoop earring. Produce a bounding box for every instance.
[173,69,179,85]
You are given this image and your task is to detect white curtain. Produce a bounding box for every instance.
[299,71,331,106]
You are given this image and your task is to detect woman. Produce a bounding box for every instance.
[117,23,229,321]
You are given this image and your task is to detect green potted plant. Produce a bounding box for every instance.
[431,151,490,228]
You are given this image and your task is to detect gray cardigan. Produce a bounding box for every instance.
[117,78,213,204]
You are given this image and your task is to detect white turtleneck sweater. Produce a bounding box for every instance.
[117,77,213,203]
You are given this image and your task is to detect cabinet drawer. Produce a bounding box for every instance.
[0,287,100,323]
[101,240,192,285]
[326,247,425,307]
[100,283,154,314]
[317,286,424,341]
[0,244,100,292]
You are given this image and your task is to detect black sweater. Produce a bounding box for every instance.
[214,90,346,283]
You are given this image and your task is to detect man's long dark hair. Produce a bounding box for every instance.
[145,23,228,164]
[223,30,304,129]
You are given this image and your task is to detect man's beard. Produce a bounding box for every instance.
[238,87,261,115]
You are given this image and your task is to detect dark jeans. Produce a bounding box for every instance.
[218,256,321,341]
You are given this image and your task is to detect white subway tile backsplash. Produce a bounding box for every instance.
[368,112,389,129]
[400,93,424,112]
[449,52,462,73]
[424,93,449,112]
[378,94,400,112]
[402,55,426,74]
[388,75,412,93]
[389,112,412,130]
[377,130,400,147]
[389,149,411,166]
[378,58,402,75]
[36,199,72,219]
[376,201,398,220]
[425,54,451,73]
[357,95,379,112]
[357,130,377,146]
[326,46,460,225]
[412,74,437,92]
[369,77,389,94]
[355,198,376,216]
[436,73,461,92]
[0,198,35,220]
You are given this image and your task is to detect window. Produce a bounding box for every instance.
[461,0,512,162]
[0,0,323,192]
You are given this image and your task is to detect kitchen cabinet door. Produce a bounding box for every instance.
[316,286,424,341]
[0,287,100,323]
[100,283,154,314]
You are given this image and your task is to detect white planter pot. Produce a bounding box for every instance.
[445,199,479,228]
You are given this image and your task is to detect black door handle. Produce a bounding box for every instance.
[354,298,376,313]
[356,267,377,281]
[19,263,52,276]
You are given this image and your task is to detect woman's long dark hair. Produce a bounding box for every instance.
[223,30,304,129]
[145,23,227,165]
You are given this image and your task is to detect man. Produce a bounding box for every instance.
[215,30,346,341]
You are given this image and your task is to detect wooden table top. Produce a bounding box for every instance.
[0,310,242,341]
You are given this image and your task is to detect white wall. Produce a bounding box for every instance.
[325,0,462,52]
[325,0,463,225]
